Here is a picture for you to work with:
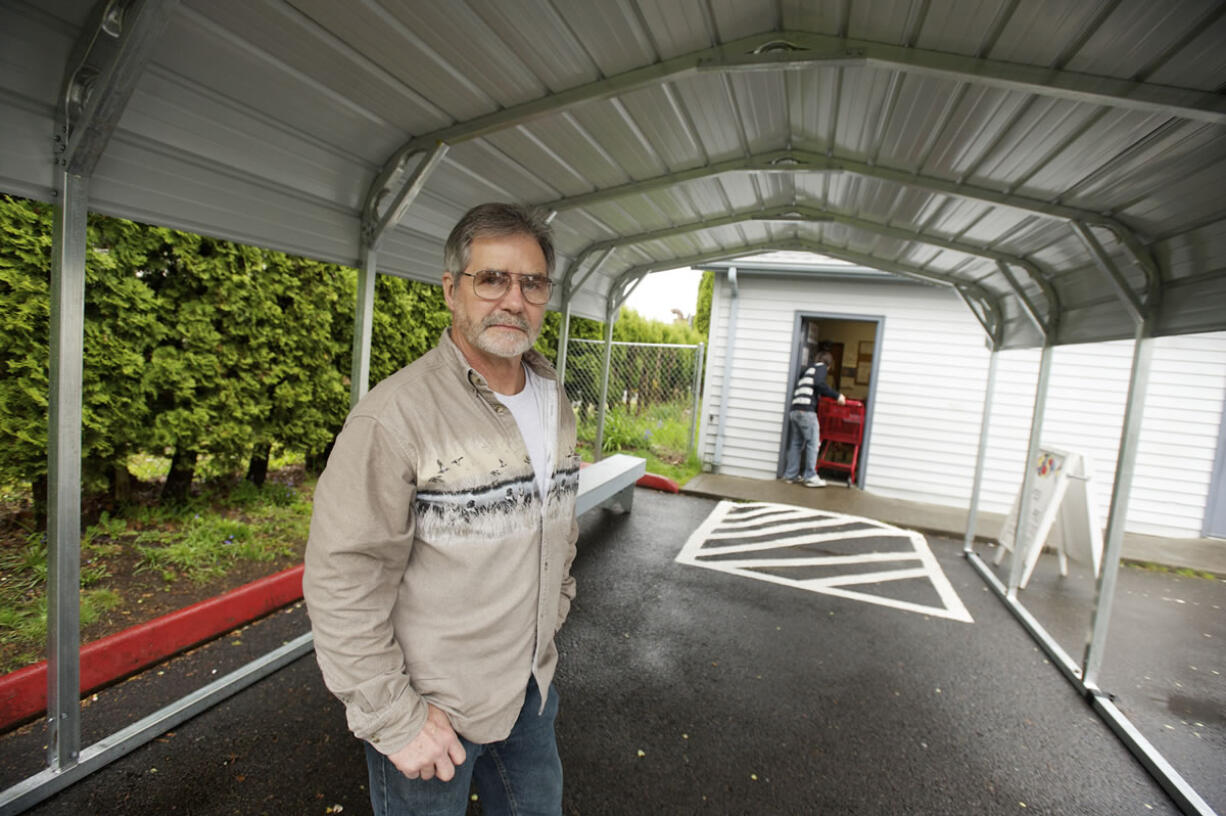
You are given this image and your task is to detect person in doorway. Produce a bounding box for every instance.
[303,202,579,816]
[782,349,846,487]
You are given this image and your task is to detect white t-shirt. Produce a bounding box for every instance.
[494,365,550,498]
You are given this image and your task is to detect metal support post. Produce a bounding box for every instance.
[963,344,999,553]
[46,169,89,771]
[557,298,572,386]
[713,268,738,468]
[556,248,614,386]
[350,246,377,407]
[1006,343,1054,595]
[688,342,705,455]
[593,307,616,461]
[1083,320,1154,688]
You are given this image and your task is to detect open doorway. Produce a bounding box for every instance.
[777,313,882,485]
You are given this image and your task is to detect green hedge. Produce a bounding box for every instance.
[0,194,713,510]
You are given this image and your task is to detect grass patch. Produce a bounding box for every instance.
[136,514,260,583]
[0,471,315,674]
[133,479,308,583]
[0,529,123,668]
[576,399,703,485]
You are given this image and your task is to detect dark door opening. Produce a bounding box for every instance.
[779,315,881,485]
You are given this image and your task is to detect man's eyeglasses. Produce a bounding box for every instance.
[458,270,554,305]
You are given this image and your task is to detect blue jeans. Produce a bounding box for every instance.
[364,678,562,816]
[783,409,820,480]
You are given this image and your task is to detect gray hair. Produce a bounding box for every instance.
[443,203,555,286]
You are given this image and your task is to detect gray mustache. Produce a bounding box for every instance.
[481,312,530,332]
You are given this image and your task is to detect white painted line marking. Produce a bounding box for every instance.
[677,500,974,623]
[698,526,914,554]
[708,517,879,538]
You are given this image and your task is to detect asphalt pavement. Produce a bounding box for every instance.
[2,488,1223,815]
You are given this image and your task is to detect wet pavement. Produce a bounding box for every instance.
[3,488,1223,815]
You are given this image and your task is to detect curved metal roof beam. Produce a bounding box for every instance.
[365,28,1190,264]
[375,30,1226,186]
[364,30,794,225]
[560,202,815,289]
[996,262,1050,339]
[547,151,794,213]
[539,149,1159,301]
[701,31,1226,125]
[953,286,1004,347]
[1071,221,1149,325]
[573,204,1052,326]
[57,0,182,177]
[606,246,757,315]
[361,142,449,250]
[543,151,1122,236]
[605,237,1004,340]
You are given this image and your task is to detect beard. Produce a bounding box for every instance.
[453,303,539,359]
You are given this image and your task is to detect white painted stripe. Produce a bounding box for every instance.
[721,505,816,522]
[805,567,930,587]
[677,500,974,623]
[720,552,922,569]
[717,509,829,528]
[709,516,870,536]
[699,526,912,554]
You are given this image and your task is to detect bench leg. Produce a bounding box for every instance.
[614,483,635,512]
[597,483,636,514]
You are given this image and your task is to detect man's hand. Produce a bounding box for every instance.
[387,703,467,781]
[837,393,847,405]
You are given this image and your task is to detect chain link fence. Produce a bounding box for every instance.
[562,338,705,463]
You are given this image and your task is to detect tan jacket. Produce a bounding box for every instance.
[303,329,580,753]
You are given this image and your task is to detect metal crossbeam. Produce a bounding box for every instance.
[698,32,1226,125]
[364,142,450,250]
[540,148,1142,243]
[373,29,1225,203]
[56,0,182,176]
[582,205,1037,329]
[605,236,1005,343]
[996,261,1052,338]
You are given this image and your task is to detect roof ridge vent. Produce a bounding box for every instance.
[752,39,805,54]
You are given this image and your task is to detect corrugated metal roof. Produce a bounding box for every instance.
[2,0,1224,348]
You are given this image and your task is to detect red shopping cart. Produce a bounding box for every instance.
[816,397,865,486]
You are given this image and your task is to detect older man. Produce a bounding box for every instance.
[304,202,579,815]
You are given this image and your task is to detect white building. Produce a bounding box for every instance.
[697,254,1226,540]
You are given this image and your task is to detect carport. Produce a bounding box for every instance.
[1,1,1223,813]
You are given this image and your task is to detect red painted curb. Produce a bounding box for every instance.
[0,564,304,731]
[636,473,680,493]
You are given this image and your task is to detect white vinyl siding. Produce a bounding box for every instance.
[699,271,1226,539]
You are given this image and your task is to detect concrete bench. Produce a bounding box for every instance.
[576,453,646,515]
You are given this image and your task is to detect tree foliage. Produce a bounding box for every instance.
[0,197,162,502]
[0,194,704,508]
[694,269,714,339]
